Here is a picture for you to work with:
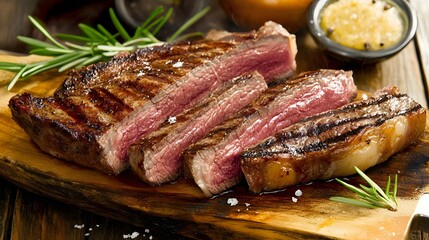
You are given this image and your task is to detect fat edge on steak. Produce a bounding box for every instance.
[241,87,427,193]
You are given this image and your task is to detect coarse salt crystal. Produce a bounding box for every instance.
[292,197,298,203]
[227,198,239,206]
[295,189,303,197]
[84,233,90,236]
[74,224,85,229]
[172,61,183,68]
[167,116,176,124]
[245,203,250,207]
[145,229,150,233]
[130,232,139,239]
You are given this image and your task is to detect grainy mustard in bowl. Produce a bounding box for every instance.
[307,0,417,64]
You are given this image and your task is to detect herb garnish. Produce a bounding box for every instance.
[0,6,209,90]
[330,166,398,211]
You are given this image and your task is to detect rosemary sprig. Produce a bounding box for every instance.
[330,166,398,211]
[0,6,210,91]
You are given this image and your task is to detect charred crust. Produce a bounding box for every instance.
[242,93,423,158]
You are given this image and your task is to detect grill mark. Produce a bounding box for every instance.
[88,87,132,116]
[119,80,157,100]
[55,97,102,130]
[341,93,407,110]
[243,101,422,158]
[280,94,412,140]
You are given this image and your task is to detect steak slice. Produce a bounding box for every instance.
[8,21,297,174]
[183,69,357,197]
[128,72,268,185]
[241,87,427,193]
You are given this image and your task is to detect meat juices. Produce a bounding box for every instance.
[241,87,426,193]
[184,69,357,197]
[9,22,297,174]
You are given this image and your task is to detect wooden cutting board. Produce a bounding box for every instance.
[0,55,428,240]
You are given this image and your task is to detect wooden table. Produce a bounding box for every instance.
[1,1,428,239]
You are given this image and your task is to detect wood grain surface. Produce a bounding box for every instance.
[0,56,428,240]
[0,0,429,238]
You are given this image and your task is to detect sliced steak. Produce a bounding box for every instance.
[8,21,297,174]
[128,72,268,185]
[241,87,427,193]
[183,69,358,196]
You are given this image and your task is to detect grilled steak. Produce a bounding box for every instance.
[128,72,268,185]
[241,87,427,193]
[8,21,297,174]
[183,69,358,196]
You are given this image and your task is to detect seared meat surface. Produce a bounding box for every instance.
[9,22,297,174]
[241,87,427,193]
[183,69,357,196]
[129,72,267,185]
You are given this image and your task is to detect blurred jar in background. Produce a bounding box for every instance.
[219,0,314,33]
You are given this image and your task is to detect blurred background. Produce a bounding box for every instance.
[0,0,114,52]
[0,0,316,53]
[0,0,230,53]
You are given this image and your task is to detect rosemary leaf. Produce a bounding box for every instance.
[29,16,67,49]
[330,196,377,209]
[79,55,104,67]
[96,25,120,45]
[168,6,210,42]
[78,23,109,43]
[0,7,209,90]
[0,62,26,72]
[335,178,373,199]
[7,65,30,91]
[109,8,131,41]
[58,56,90,72]
[392,174,398,205]
[137,6,165,31]
[16,36,55,49]
[330,166,398,211]
[55,33,91,43]
[151,8,173,36]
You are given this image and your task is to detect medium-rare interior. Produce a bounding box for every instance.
[8,21,297,174]
[183,69,358,197]
[241,86,427,193]
[128,72,268,185]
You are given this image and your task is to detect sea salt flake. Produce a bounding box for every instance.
[245,203,250,207]
[227,198,239,206]
[292,197,298,203]
[149,236,153,240]
[295,189,303,197]
[130,232,140,239]
[145,229,150,233]
[167,116,176,124]
[172,61,183,68]
[84,233,90,236]
[74,224,85,229]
